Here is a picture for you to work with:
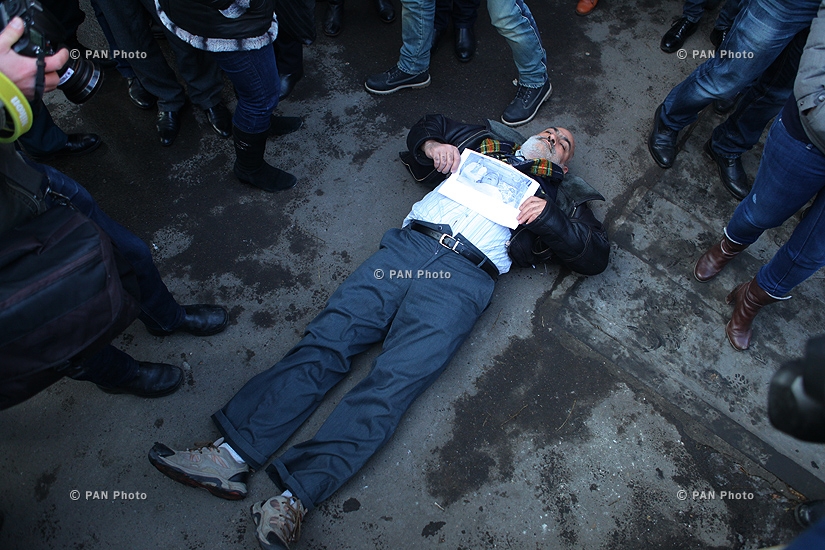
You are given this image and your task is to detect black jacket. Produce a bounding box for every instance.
[156,0,277,51]
[400,114,610,276]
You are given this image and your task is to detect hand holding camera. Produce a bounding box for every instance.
[0,15,66,99]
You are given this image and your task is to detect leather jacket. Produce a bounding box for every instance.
[155,0,277,51]
[400,114,610,276]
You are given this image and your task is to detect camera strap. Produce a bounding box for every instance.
[33,48,45,105]
[0,72,33,143]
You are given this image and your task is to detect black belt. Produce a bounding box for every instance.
[409,221,499,281]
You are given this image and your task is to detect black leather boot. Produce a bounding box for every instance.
[97,362,183,398]
[703,139,750,200]
[233,126,297,192]
[454,26,476,62]
[146,304,229,337]
[375,0,395,23]
[648,104,678,168]
[324,0,344,37]
[661,17,698,53]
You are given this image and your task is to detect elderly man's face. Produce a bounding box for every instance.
[520,127,575,172]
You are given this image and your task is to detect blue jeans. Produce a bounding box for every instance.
[399,0,546,85]
[661,0,819,132]
[33,162,185,384]
[725,117,825,297]
[212,47,280,135]
[487,0,546,86]
[213,227,495,510]
[711,28,807,157]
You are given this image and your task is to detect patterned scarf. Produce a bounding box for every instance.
[477,138,562,180]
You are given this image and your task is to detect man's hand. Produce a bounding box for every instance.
[517,196,547,225]
[0,17,68,100]
[422,140,461,174]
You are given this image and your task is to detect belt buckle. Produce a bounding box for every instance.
[438,233,460,252]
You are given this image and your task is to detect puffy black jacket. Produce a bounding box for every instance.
[156,0,277,51]
[399,114,610,276]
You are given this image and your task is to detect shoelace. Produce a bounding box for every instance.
[271,498,305,544]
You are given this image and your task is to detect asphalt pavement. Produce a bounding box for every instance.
[1,1,824,549]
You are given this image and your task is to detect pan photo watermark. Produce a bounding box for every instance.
[676,488,755,501]
[69,489,148,501]
[70,49,148,61]
[373,269,452,280]
[676,48,755,60]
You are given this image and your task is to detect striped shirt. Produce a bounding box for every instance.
[403,182,513,274]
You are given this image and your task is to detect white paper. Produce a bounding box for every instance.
[437,149,540,229]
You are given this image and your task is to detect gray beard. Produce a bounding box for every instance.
[520,136,558,163]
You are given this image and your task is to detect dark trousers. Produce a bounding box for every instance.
[213,227,495,510]
[31,162,185,386]
[95,0,224,111]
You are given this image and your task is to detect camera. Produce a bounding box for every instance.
[0,0,102,104]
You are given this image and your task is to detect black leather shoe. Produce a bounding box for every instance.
[323,2,343,36]
[703,139,750,200]
[710,27,728,50]
[454,26,475,62]
[648,104,678,168]
[97,362,183,398]
[375,0,395,23]
[205,103,232,138]
[431,27,446,54]
[127,77,156,110]
[661,17,699,53]
[279,71,303,100]
[157,110,182,147]
[62,133,102,157]
[146,304,229,337]
[268,114,303,136]
[795,500,825,529]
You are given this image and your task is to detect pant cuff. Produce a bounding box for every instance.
[265,460,316,512]
[211,409,270,470]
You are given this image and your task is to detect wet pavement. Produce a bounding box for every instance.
[1,0,824,548]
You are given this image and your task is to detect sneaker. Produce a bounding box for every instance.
[148,441,249,500]
[501,78,553,127]
[365,66,431,94]
[251,495,307,550]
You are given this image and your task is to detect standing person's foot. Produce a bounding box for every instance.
[127,78,156,110]
[710,27,728,49]
[268,115,304,137]
[323,0,343,36]
[204,103,232,138]
[375,0,395,23]
[648,104,678,168]
[251,494,307,549]
[703,139,750,200]
[501,78,552,127]
[157,109,183,147]
[365,66,430,94]
[575,0,598,16]
[661,17,699,53]
[795,500,825,529]
[97,362,183,398]
[145,304,229,337]
[279,71,304,100]
[148,441,249,499]
[454,26,476,62]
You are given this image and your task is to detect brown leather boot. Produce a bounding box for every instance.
[694,235,748,282]
[725,277,781,351]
